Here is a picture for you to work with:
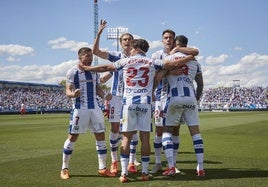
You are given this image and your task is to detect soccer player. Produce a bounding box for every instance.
[79,39,194,182]
[150,29,199,174]
[161,35,205,176]
[92,19,140,174]
[60,47,115,180]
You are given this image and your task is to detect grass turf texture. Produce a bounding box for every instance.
[0,112,267,187]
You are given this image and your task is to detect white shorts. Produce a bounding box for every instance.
[120,103,152,132]
[108,95,123,123]
[154,99,185,126]
[69,108,105,134]
[164,97,199,127]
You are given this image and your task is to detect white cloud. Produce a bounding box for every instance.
[202,53,268,89]
[0,52,267,89]
[196,55,204,62]
[0,44,34,56]
[149,40,162,49]
[0,60,77,84]
[48,37,91,52]
[205,54,229,65]
[6,56,19,62]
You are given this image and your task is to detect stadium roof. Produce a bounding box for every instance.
[0,80,63,88]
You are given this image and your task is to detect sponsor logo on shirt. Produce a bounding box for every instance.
[128,105,148,113]
[126,88,148,94]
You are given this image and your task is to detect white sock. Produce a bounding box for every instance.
[129,133,138,164]
[162,132,174,168]
[141,156,150,174]
[96,140,107,170]
[120,154,129,176]
[110,132,119,162]
[62,139,75,170]
[192,134,204,170]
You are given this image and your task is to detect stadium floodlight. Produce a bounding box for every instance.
[107,27,128,51]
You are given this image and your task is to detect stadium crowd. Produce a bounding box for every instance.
[200,86,267,110]
[0,86,72,113]
[0,84,267,113]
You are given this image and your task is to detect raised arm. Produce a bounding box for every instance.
[93,19,109,59]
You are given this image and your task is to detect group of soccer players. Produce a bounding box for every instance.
[60,19,205,183]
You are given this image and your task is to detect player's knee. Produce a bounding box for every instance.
[163,126,174,133]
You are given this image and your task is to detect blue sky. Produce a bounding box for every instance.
[0,0,267,89]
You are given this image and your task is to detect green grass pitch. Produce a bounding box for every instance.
[0,111,268,187]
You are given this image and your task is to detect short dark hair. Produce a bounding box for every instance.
[175,35,188,47]
[78,47,92,55]
[131,39,149,53]
[162,29,176,38]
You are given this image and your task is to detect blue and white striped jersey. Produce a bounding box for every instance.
[113,54,163,105]
[165,52,202,97]
[155,77,169,101]
[66,65,101,109]
[107,51,127,96]
[151,49,170,101]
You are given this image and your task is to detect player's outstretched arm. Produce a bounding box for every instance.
[79,63,116,73]
[93,19,109,59]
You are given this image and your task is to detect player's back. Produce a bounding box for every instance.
[121,54,158,105]
[165,52,201,98]
[167,60,200,98]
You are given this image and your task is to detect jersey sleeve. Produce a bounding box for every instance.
[108,51,121,62]
[66,68,75,84]
[113,58,127,70]
[153,59,164,70]
[152,52,161,60]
